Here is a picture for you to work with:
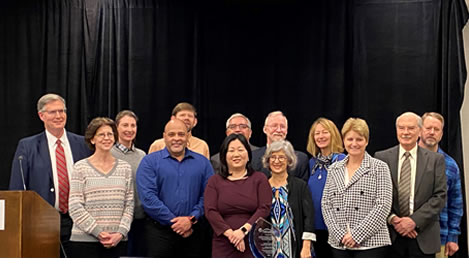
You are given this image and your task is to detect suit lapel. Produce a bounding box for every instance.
[39,132,53,181]
[414,147,427,196]
[329,159,347,194]
[67,132,78,162]
[388,146,399,189]
[345,153,371,189]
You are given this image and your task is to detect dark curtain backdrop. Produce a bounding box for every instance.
[1,0,468,256]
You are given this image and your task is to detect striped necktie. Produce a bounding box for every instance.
[398,152,411,217]
[56,139,69,213]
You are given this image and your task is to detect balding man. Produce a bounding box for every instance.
[136,119,214,257]
[375,112,446,257]
[251,111,309,180]
[210,113,258,173]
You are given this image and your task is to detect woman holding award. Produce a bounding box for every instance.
[262,140,315,258]
[321,118,392,258]
[204,134,271,258]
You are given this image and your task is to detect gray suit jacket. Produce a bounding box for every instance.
[374,145,446,254]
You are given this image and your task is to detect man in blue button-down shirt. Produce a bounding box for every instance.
[137,119,214,257]
[419,112,463,257]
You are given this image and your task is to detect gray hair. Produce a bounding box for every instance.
[262,140,297,171]
[264,110,288,127]
[37,93,66,112]
[225,113,252,129]
[396,112,422,128]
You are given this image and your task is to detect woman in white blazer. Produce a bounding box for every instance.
[321,118,392,258]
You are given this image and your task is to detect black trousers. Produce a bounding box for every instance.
[127,218,147,257]
[144,217,205,258]
[390,235,435,258]
[313,229,332,258]
[68,241,127,258]
[60,212,73,258]
[331,246,389,258]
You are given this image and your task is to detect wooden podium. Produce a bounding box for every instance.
[0,191,60,258]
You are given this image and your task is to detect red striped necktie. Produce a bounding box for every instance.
[56,139,69,213]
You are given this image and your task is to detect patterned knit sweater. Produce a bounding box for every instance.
[69,158,134,242]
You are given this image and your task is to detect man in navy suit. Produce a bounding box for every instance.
[9,93,91,257]
[251,111,309,180]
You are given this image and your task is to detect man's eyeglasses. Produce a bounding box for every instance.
[267,124,287,130]
[43,109,67,116]
[227,124,249,130]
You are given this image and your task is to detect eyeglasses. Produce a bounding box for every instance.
[227,124,249,130]
[269,155,287,162]
[95,132,114,139]
[267,124,287,130]
[43,109,67,116]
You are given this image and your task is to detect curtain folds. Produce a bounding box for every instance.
[1,0,468,255]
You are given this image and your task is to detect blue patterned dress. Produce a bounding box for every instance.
[271,185,296,258]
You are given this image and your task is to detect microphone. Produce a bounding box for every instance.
[18,155,27,190]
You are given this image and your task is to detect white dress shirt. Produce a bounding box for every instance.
[45,129,75,210]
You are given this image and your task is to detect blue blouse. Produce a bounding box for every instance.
[307,153,346,230]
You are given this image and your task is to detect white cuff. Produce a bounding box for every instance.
[302,232,316,242]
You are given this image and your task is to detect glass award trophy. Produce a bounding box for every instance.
[248,217,281,258]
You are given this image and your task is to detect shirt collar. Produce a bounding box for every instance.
[162,147,194,160]
[115,142,134,153]
[45,129,69,149]
[399,144,418,159]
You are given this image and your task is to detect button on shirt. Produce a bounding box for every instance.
[136,148,214,225]
[397,145,418,215]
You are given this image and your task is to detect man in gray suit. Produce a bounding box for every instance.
[374,112,446,257]
[210,113,258,173]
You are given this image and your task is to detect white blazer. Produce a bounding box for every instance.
[321,152,393,250]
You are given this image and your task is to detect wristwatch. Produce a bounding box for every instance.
[188,216,197,224]
[241,226,248,235]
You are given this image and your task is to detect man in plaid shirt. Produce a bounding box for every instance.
[419,112,463,257]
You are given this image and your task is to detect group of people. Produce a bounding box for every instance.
[9,93,463,258]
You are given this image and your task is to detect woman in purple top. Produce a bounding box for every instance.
[204,134,272,258]
[306,117,345,257]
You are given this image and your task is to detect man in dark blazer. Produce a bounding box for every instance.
[251,111,309,180]
[374,112,446,257]
[9,93,91,257]
[210,113,258,173]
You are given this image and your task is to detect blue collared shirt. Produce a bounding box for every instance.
[438,148,463,244]
[136,147,214,225]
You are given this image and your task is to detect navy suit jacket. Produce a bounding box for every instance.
[9,131,92,207]
[251,146,310,181]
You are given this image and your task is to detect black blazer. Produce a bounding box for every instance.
[285,175,315,257]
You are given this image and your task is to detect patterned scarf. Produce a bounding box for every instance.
[312,153,334,172]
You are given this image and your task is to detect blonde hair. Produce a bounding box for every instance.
[341,118,369,141]
[306,118,344,157]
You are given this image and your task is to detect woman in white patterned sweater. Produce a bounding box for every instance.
[321,118,392,258]
[69,117,134,258]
